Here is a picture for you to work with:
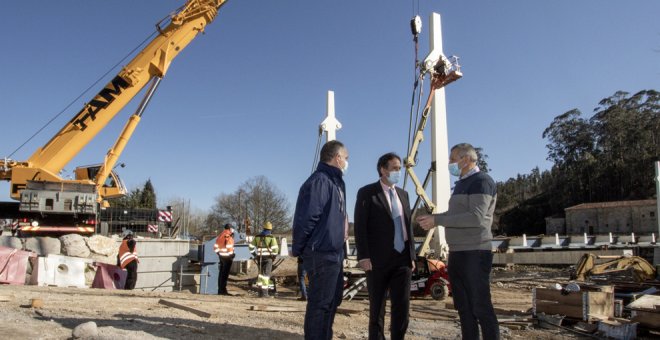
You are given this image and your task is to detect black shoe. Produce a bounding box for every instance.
[297,296,307,301]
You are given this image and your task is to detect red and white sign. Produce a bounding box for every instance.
[158,211,172,222]
[148,224,159,233]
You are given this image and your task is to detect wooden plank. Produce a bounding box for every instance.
[158,299,215,318]
[493,307,530,315]
[0,295,12,302]
[535,301,583,319]
[497,318,534,323]
[534,289,583,306]
[410,307,458,319]
[249,305,305,312]
[631,310,660,329]
[410,313,455,321]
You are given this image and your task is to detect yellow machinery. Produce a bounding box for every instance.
[571,253,657,282]
[0,0,228,234]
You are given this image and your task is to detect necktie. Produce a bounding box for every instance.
[389,188,405,253]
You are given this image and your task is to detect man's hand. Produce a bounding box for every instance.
[416,214,436,230]
[358,259,372,271]
[412,260,416,271]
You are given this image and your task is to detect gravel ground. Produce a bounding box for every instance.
[0,269,591,340]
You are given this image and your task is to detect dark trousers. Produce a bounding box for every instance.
[366,250,412,340]
[302,251,344,340]
[124,261,138,290]
[298,262,308,298]
[218,257,233,294]
[259,257,273,278]
[448,250,499,340]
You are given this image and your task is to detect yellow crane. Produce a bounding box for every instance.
[0,0,228,234]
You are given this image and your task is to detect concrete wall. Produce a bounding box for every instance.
[127,239,194,292]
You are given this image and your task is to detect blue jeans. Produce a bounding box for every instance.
[298,262,308,298]
[448,250,499,340]
[302,251,344,340]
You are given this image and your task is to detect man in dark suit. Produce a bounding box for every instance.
[354,152,416,340]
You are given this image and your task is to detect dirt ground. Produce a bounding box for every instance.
[0,265,597,340]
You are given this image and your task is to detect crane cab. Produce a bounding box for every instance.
[74,164,127,199]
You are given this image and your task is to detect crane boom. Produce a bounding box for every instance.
[0,0,228,234]
[22,0,226,186]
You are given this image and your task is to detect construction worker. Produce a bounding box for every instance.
[117,229,139,290]
[249,221,279,297]
[214,222,236,296]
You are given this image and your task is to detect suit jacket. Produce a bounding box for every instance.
[354,181,415,268]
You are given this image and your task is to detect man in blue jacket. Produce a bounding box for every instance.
[292,140,349,340]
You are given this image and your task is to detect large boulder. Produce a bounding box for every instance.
[86,235,117,256]
[24,237,61,256]
[60,234,90,258]
[0,235,23,249]
[88,253,117,266]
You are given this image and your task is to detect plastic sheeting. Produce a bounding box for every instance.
[0,246,36,285]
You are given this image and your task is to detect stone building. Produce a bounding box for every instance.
[564,199,657,235]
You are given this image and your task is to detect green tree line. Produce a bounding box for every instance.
[496,89,659,235]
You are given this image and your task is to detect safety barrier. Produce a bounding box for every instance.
[30,254,88,288]
[92,262,126,289]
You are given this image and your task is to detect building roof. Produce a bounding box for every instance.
[565,199,657,211]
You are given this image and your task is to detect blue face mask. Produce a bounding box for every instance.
[448,162,461,177]
[387,170,401,184]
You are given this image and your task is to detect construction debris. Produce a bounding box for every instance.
[627,294,660,329]
[533,285,614,320]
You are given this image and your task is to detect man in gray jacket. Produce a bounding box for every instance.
[417,143,499,340]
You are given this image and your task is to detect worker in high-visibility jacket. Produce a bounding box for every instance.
[214,222,236,296]
[249,221,279,297]
[117,230,139,290]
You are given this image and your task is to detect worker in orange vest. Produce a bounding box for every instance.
[118,229,139,290]
[214,222,236,295]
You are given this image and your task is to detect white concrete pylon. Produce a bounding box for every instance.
[320,90,342,142]
[279,237,289,256]
[428,12,450,259]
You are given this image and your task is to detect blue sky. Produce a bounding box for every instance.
[1,1,658,221]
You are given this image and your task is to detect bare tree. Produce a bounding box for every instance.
[209,176,291,234]
[166,197,211,239]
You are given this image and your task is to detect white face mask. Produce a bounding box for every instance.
[448,162,461,177]
[341,160,349,174]
[387,170,401,184]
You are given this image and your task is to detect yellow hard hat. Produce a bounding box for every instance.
[263,221,273,230]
